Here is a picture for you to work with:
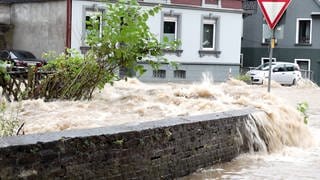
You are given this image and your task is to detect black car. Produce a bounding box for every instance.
[0,50,47,71]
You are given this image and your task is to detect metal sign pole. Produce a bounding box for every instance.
[267,28,275,93]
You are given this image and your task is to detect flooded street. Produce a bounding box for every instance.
[181,87,320,180]
[2,77,319,179]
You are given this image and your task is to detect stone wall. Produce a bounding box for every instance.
[0,109,255,179]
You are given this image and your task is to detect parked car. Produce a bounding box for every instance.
[0,50,47,71]
[246,62,302,85]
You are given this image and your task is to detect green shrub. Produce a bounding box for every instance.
[39,0,179,101]
[0,100,21,137]
[297,102,309,124]
[41,49,110,100]
[235,74,251,84]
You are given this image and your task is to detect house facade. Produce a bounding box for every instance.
[72,0,244,82]
[242,0,320,84]
[1,0,244,83]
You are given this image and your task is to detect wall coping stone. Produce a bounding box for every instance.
[0,108,256,148]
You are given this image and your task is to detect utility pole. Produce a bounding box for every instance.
[267,29,275,93]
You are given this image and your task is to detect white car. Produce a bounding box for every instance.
[246,62,302,85]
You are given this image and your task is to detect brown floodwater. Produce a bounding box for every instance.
[180,83,320,180]
[1,75,319,179]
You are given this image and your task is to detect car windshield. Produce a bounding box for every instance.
[255,62,276,71]
[11,50,36,59]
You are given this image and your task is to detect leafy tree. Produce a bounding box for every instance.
[38,0,179,100]
[86,0,179,78]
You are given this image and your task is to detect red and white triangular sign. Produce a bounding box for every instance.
[257,0,292,29]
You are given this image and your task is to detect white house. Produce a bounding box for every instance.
[71,0,243,82]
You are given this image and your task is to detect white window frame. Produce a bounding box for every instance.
[201,19,216,50]
[144,0,169,3]
[202,0,221,8]
[261,57,276,65]
[163,16,178,41]
[83,8,104,45]
[295,59,311,79]
[296,18,312,44]
[294,59,311,71]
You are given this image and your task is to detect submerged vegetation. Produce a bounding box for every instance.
[0,100,21,137]
[235,74,251,84]
[297,102,309,124]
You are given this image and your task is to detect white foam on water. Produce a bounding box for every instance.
[2,76,318,152]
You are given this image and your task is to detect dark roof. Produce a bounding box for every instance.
[0,0,63,4]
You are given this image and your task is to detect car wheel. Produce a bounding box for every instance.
[292,79,296,86]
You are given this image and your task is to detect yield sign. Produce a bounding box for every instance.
[257,0,292,29]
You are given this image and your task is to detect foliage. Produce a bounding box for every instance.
[86,0,179,78]
[235,74,251,84]
[297,102,309,124]
[0,100,20,137]
[0,61,11,85]
[41,50,111,100]
[1,0,179,101]
[38,0,179,101]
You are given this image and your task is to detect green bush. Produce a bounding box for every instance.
[41,49,110,100]
[39,0,179,101]
[297,102,309,124]
[235,74,251,84]
[0,61,10,85]
[0,100,20,137]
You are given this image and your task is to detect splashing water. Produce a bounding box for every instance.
[2,75,318,153]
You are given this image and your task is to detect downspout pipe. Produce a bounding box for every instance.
[66,0,72,49]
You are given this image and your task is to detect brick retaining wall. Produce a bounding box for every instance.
[0,109,256,179]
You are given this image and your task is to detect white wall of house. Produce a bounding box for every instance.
[71,1,243,82]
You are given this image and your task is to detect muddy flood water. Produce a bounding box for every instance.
[181,87,320,180]
[2,76,320,179]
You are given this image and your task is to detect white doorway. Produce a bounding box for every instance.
[295,59,311,79]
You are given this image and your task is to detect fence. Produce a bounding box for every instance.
[300,70,314,81]
[0,70,51,102]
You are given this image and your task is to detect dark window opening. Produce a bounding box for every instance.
[163,20,176,42]
[202,24,214,49]
[153,70,166,79]
[298,20,311,44]
[174,70,186,79]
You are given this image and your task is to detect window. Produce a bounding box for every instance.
[202,0,220,7]
[153,70,166,78]
[262,23,273,44]
[262,23,282,44]
[163,16,178,42]
[261,57,276,65]
[174,70,186,79]
[84,9,103,44]
[285,65,294,72]
[144,0,168,3]
[296,19,312,44]
[202,19,216,50]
